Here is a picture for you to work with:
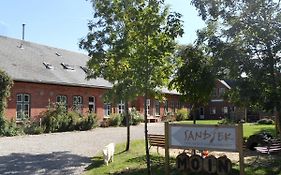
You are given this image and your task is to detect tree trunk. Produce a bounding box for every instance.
[144,95,152,175]
[125,101,130,151]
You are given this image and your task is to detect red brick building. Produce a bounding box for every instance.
[0,36,182,122]
[196,80,235,120]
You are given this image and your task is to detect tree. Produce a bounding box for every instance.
[0,69,13,134]
[170,45,215,124]
[79,0,183,174]
[191,0,281,135]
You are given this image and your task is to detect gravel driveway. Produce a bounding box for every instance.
[0,123,164,175]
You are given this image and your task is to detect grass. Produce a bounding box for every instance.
[84,139,281,175]
[84,121,279,175]
[178,120,276,138]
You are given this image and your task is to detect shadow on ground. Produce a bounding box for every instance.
[0,151,91,175]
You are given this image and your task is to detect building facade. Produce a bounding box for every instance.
[0,36,182,122]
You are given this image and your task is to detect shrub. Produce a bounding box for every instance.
[23,121,45,135]
[42,102,68,132]
[66,111,81,131]
[130,108,144,125]
[257,118,274,125]
[1,119,23,136]
[176,108,190,121]
[108,113,123,127]
[78,112,98,130]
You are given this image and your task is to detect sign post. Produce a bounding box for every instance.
[164,123,244,175]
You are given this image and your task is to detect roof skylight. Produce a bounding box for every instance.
[61,63,75,70]
[43,62,54,69]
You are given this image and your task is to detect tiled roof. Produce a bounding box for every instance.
[0,35,112,89]
[0,36,179,94]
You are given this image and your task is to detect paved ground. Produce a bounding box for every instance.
[0,123,164,175]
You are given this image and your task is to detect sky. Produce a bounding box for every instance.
[0,0,205,54]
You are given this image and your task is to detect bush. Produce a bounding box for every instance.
[41,102,68,133]
[176,108,190,121]
[257,118,274,125]
[130,108,144,125]
[78,112,98,130]
[108,113,123,127]
[1,119,23,136]
[23,121,45,135]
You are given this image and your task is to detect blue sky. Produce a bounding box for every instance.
[0,0,204,53]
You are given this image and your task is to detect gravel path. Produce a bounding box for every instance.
[0,123,164,175]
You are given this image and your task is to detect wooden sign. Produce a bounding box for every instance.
[164,122,244,175]
[169,124,238,151]
[176,154,232,174]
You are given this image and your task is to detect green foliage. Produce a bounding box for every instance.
[0,69,13,134]
[78,112,98,130]
[1,119,23,136]
[191,0,281,133]
[23,120,45,135]
[41,102,98,133]
[175,108,190,121]
[108,113,123,127]
[129,108,144,125]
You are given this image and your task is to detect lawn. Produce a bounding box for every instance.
[84,121,279,175]
[84,139,281,175]
[180,120,276,138]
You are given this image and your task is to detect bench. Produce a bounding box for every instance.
[252,139,281,165]
[255,139,281,154]
[148,134,165,153]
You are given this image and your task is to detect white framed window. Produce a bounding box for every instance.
[212,88,218,97]
[88,96,96,113]
[56,95,67,105]
[210,107,216,114]
[155,100,160,116]
[177,101,182,109]
[104,103,111,117]
[223,106,228,114]
[16,93,30,120]
[117,100,125,114]
[73,95,83,113]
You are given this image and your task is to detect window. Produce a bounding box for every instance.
[177,101,182,109]
[89,96,96,113]
[56,95,67,109]
[104,103,111,117]
[210,107,216,114]
[218,88,225,96]
[117,100,125,114]
[16,94,30,120]
[164,100,169,114]
[146,99,150,116]
[155,100,160,116]
[222,106,228,114]
[43,62,54,69]
[61,63,75,70]
[73,96,83,113]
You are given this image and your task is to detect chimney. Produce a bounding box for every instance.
[22,23,25,40]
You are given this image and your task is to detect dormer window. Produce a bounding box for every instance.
[61,63,75,70]
[55,52,61,56]
[43,62,54,69]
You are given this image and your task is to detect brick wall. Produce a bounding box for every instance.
[6,81,108,121]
